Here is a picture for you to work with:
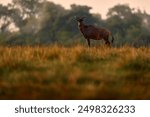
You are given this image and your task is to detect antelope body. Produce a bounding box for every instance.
[76,17,114,47]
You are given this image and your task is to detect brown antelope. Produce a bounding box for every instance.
[76,17,114,47]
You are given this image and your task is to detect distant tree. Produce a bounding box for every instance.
[0,4,11,33]
[106,4,146,46]
[34,1,66,44]
[10,0,42,33]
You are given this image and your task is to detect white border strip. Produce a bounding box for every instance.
[0,100,149,117]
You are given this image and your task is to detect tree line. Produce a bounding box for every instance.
[0,0,150,47]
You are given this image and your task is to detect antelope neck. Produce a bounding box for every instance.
[78,22,85,28]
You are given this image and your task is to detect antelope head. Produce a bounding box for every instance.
[75,16,85,23]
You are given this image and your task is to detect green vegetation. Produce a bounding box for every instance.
[0,0,150,47]
[0,45,149,99]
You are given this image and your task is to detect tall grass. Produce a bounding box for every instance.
[0,45,150,99]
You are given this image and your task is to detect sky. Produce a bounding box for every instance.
[0,0,150,18]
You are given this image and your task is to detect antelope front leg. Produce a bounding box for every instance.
[104,36,111,47]
[87,39,91,47]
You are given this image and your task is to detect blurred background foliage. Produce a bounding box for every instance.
[0,0,150,47]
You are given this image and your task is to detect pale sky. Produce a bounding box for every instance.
[0,0,150,18]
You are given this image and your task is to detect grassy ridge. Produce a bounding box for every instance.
[0,45,150,99]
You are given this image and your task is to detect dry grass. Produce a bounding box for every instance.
[0,45,150,99]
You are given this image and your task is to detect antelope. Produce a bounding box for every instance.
[76,17,114,47]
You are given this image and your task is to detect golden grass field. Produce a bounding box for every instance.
[0,45,150,99]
